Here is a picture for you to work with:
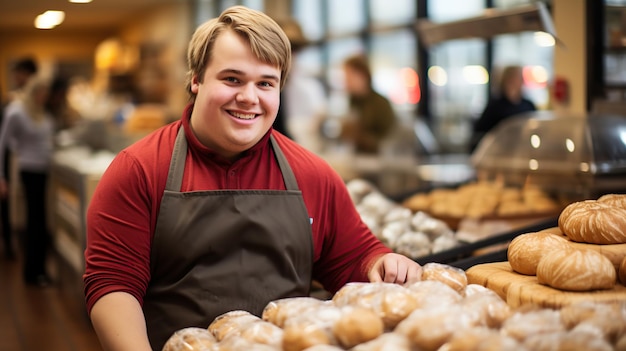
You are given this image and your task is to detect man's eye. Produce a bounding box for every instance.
[259,81,273,87]
[225,77,239,83]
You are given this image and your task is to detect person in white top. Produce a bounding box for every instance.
[0,76,55,286]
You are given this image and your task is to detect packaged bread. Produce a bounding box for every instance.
[500,309,564,341]
[332,306,385,348]
[559,199,626,244]
[216,335,280,351]
[208,310,262,341]
[405,280,462,308]
[395,304,478,351]
[262,297,328,328]
[439,327,521,351]
[332,282,418,330]
[281,304,342,351]
[507,232,571,275]
[236,320,284,347]
[162,327,217,351]
[459,289,511,329]
[420,262,468,293]
[536,247,616,291]
[348,332,414,351]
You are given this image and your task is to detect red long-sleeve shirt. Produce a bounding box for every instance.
[83,104,391,313]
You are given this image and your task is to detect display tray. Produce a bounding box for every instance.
[414,216,559,269]
[466,261,626,309]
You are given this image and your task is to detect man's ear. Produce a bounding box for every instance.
[190,75,200,94]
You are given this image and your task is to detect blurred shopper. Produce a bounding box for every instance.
[0,57,39,260]
[84,6,421,351]
[340,54,397,154]
[470,65,536,152]
[0,76,55,286]
[274,17,327,153]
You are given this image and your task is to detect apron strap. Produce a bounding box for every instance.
[269,134,299,191]
[165,128,299,192]
[165,127,187,191]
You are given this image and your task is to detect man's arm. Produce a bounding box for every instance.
[90,292,152,351]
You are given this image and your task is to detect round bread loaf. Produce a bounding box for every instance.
[507,232,571,275]
[558,200,626,244]
[620,256,626,286]
[597,193,626,209]
[208,310,261,341]
[536,247,616,291]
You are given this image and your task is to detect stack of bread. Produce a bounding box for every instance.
[163,261,626,351]
[402,181,561,220]
[507,193,626,292]
[345,178,461,259]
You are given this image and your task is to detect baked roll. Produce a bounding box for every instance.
[559,200,626,244]
[162,327,216,351]
[420,262,468,293]
[597,193,626,209]
[507,232,571,275]
[536,247,616,291]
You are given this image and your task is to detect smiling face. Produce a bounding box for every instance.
[189,30,281,160]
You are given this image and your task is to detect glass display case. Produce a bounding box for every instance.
[471,111,626,200]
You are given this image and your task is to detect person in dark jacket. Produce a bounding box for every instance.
[470,65,536,152]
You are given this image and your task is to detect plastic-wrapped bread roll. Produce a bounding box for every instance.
[281,304,342,351]
[161,327,217,351]
[262,297,328,328]
[332,306,384,348]
[302,345,344,351]
[500,309,564,342]
[348,332,414,351]
[393,231,431,259]
[237,320,284,347]
[216,335,281,351]
[460,289,511,329]
[406,280,462,308]
[439,327,521,351]
[558,200,626,244]
[536,247,616,291]
[395,304,478,351]
[507,232,571,275]
[332,282,418,330]
[420,262,468,293]
[208,310,262,341]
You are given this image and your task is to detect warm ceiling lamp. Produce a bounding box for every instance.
[34,10,65,29]
[69,0,93,3]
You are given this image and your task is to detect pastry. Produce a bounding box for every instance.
[536,247,616,291]
[208,310,261,341]
[559,200,626,244]
[332,306,384,348]
[597,193,626,209]
[507,232,571,275]
[162,327,216,351]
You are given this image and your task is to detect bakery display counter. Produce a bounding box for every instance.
[49,147,115,299]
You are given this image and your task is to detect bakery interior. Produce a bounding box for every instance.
[2,0,626,350]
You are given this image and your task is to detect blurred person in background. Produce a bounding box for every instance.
[274,17,327,153]
[0,57,39,260]
[0,76,55,286]
[470,65,536,152]
[339,54,397,154]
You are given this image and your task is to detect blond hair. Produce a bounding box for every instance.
[19,76,50,123]
[186,6,292,99]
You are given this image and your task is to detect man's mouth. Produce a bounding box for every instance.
[230,111,257,120]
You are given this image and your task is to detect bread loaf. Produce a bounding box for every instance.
[332,306,384,348]
[536,247,616,291]
[162,327,217,351]
[597,193,626,209]
[559,200,626,244]
[620,256,626,286]
[507,232,571,275]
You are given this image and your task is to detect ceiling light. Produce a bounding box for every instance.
[69,0,93,3]
[34,10,65,29]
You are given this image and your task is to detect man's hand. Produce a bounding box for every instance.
[367,253,422,285]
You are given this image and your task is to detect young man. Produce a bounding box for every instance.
[84,6,422,351]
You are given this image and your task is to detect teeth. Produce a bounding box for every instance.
[231,111,256,120]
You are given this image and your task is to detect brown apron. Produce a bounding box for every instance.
[143,127,313,350]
